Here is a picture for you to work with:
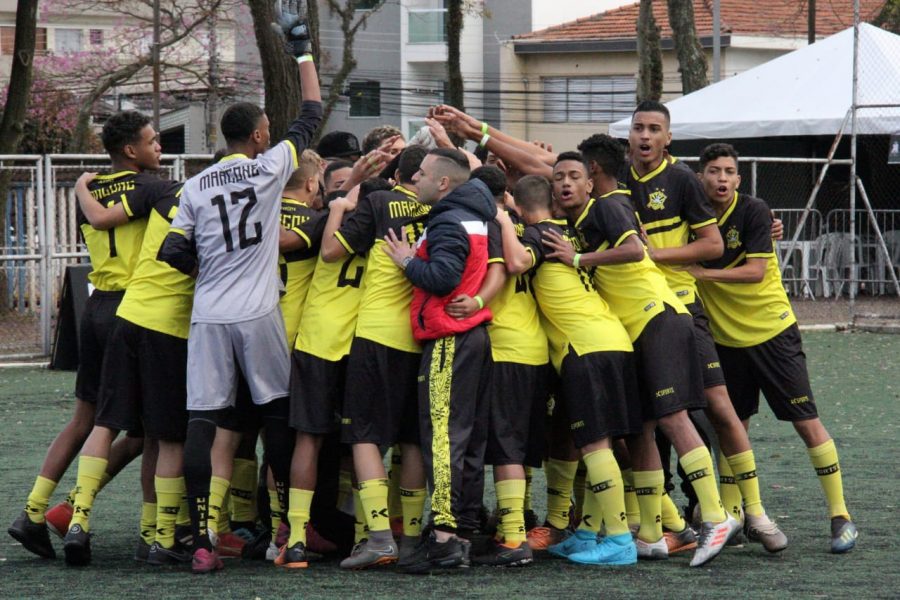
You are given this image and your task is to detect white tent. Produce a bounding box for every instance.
[608,24,900,140]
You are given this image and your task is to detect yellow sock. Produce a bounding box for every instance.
[808,440,849,519]
[727,450,764,517]
[230,458,258,525]
[680,446,726,523]
[523,466,533,512]
[155,476,184,549]
[140,502,157,546]
[359,478,391,533]
[572,462,587,523]
[352,485,369,543]
[217,492,232,534]
[25,476,58,523]
[387,447,403,519]
[544,459,578,529]
[633,470,664,542]
[583,449,629,537]
[337,468,353,512]
[661,492,687,531]
[400,487,427,537]
[176,491,190,528]
[64,487,77,506]
[577,477,602,534]
[496,479,527,543]
[207,476,229,536]
[718,452,743,521]
[268,488,282,540]
[286,488,313,546]
[70,456,108,532]
[621,469,640,528]
[97,471,112,493]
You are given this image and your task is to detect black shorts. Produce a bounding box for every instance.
[341,337,420,446]
[216,372,263,433]
[290,350,346,434]
[94,317,188,441]
[686,300,727,389]
[75,290,125,403]
[716,324,818,422]
[559,349,642,448]
[633,306,706,420]
[485,361,548,468]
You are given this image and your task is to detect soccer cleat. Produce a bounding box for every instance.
[45,502,74,539]
[147,541,192,566]
[265,541,280,561]
[215,531,246,558]
[472,539,533,567]
[524,509,539,532]
[744,513,788,553]
[306,522,338,555]
[398,534,420,563]
[274,541,309,569]
[275,521,290,548]
[830,517,858,554]
[568,533,637,566]
[231,526,257,544]
[339,537,398,569]
[8,511,56,559]
[636,536,669,560]
[134,539,152,562]
[526,525,567,551]
[663,526,698,555]
[397,531,464,574]
[458,536,472,568]
[192,548,224,574]
[63,524,92,566]
[548,529,595,558]
[175,525,194,549]
[690,513,741,567]
[240,528,272,560]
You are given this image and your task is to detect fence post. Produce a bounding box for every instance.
[38,156,50,354]
[750,160,757,198]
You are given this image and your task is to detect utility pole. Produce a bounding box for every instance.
[712,0,720,82]
[152,0,161,131]
[808,0,816,44]
[206,8,219,152]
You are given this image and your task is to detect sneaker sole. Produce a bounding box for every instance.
[569,554,636,566]
[277,561,309,569]
[8,526,56,559]
[666,541,697,555]
[400,555,463,574]
[342,555,398,570]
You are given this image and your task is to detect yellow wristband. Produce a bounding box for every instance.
[481,122,489,135]
[573,253,582,269]
[474,295,485,309]
[297,54,314,64]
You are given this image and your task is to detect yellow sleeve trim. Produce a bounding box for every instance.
[724,252,747,270]
[613,229,637,248]
[689,218,718,230]
[525,247,537,269]
[121,194,134,217]
[170,227,187,237]
[488,257,505,264]
[293,228,312,247]
[746,252,774,258]
[333,230,354,254]
[285,140,299,169]
[167,205,178,220]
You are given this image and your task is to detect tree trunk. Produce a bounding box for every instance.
[667,0,709,95]
[0,0,39,312]
[445,0,465,110]
[70,60,149,152]
[636,0,663,102]
[307,0,322,64]
[247,0,303,142]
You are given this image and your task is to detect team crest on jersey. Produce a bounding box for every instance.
[726,226,741,249]
[647,188,667,210]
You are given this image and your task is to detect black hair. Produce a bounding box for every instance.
[513,175,552,212]
[428,147,470,172]
[632,100,670,124]
[553,150,591,174]
[360,176,393,199]
[699,143,740,170]
[324,159,354,187]
[220,102,265,144]
[469,165,507,200]
[577,134,626,179]
[396,145,429,184]
[101,110,152,157]
[473,145,489,164]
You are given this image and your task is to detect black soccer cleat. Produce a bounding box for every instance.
[63,524,92,566]
[397,530,464,574]
[147,541,193,566]
[8,511,56,559]
[472,539,534,567]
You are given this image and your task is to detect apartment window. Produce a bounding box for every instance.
[1,26,47,55]
[54,28,83,54]
[89,29,103,46]
[355,0,381,9]
[543,76,636,123]
[348,81,381,117]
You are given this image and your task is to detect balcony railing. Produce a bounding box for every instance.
[408,8,446,44]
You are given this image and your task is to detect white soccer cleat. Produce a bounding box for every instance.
[690,513,741,567]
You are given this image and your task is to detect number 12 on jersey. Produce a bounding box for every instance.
[211,187,262,252]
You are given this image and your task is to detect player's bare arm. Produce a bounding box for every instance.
[645,222,724,265]
[74,172,129,230]
[445,262,506,319]
[687,257,767,284]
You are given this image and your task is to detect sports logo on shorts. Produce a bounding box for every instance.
[647,189,667,210]
[726,226,741,249]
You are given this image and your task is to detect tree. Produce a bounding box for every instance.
[445,0,465,110]
[667,0,709,94]
[873,0,900,34]
[636,0,663,102]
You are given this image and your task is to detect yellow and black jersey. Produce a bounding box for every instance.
[574,192,688,342]
[333,185,429,354]
[294,208,367,361]
[697,193,796,348]
[521,219,631,372]
[279,198,327,346]
[117,186,195,339]
[628,156,717,304]
[80,171,179,291]
[486,211,548,366]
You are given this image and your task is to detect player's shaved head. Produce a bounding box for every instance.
[632,100,670,126]
[427,148,471,187]
[513,175,552,212]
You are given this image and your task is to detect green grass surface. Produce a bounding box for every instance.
[1,331,898,599]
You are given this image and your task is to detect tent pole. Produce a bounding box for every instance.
[848,0,860,317]
[856,177,900,297]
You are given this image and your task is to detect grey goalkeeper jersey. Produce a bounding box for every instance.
[172,101,322,324]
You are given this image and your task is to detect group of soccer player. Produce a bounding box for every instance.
[8,11,859,576]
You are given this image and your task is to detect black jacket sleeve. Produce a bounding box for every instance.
[284,100,324,154]
[158,231,198,277]
[404,219,469,297]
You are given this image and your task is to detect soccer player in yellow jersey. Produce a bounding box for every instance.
[317,146,430,569]
[690,143,857,554]
[542,151,741,567]
[8,111,168,561]
[495,173,639,566]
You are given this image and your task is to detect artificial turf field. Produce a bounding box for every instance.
[1,331,897,599]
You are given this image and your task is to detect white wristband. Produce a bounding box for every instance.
[479,133,491,148]
[297,54,314,64]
